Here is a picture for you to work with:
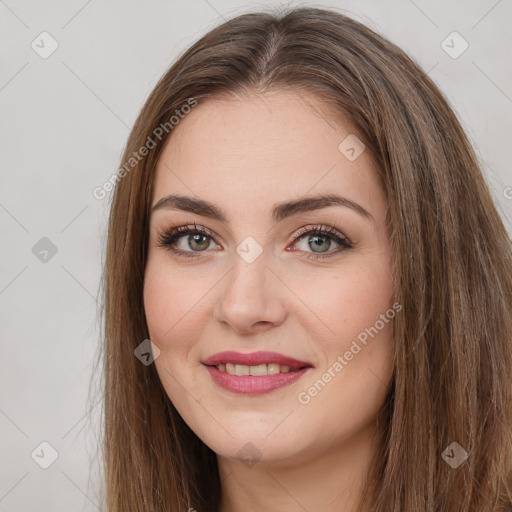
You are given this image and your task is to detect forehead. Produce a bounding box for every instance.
[151,89,382,217]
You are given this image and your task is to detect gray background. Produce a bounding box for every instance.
[1,0,511,510]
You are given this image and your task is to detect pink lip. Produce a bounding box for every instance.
[202,351,313,395]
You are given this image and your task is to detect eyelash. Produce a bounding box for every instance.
[156,223,353,260]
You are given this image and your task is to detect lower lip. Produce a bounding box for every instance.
[204,365,311,395]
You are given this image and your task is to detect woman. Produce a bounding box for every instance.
[96,6,512,511]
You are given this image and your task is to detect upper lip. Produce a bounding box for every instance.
[202,351,313,370]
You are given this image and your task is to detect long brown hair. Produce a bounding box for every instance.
[93,6,512,511]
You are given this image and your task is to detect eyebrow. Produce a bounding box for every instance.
[151,193,373,224]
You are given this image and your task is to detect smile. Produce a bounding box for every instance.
[202,351,313,395]
[216,362,296,375]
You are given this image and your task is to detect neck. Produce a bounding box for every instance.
[216,419,383,512]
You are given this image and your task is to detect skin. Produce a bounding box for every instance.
[143,88,395,512]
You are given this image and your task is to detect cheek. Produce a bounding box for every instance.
[143,272,174,342]
[295,261,393,346]
[294,269,395,434]
[321,270,394,395]
[143,266,201,398]
[296,259,395,406]
[143,260,201,343]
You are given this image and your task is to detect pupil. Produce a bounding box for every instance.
[190,234,209,250]
[310,235,329,252]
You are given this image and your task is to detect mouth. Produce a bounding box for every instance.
[202,351,313,395]
[213,362,304,375]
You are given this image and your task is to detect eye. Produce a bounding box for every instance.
[156,223,220,258]
[156,223,353,259]
[290,225,353,259]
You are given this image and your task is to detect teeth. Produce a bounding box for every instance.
[235,364,250,376]
[267,363,280,375]
[217,363,296,375]
[250,364,268,376]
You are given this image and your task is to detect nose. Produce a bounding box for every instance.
[213,252,288,335]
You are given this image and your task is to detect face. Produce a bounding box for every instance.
[143,89,395,467]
